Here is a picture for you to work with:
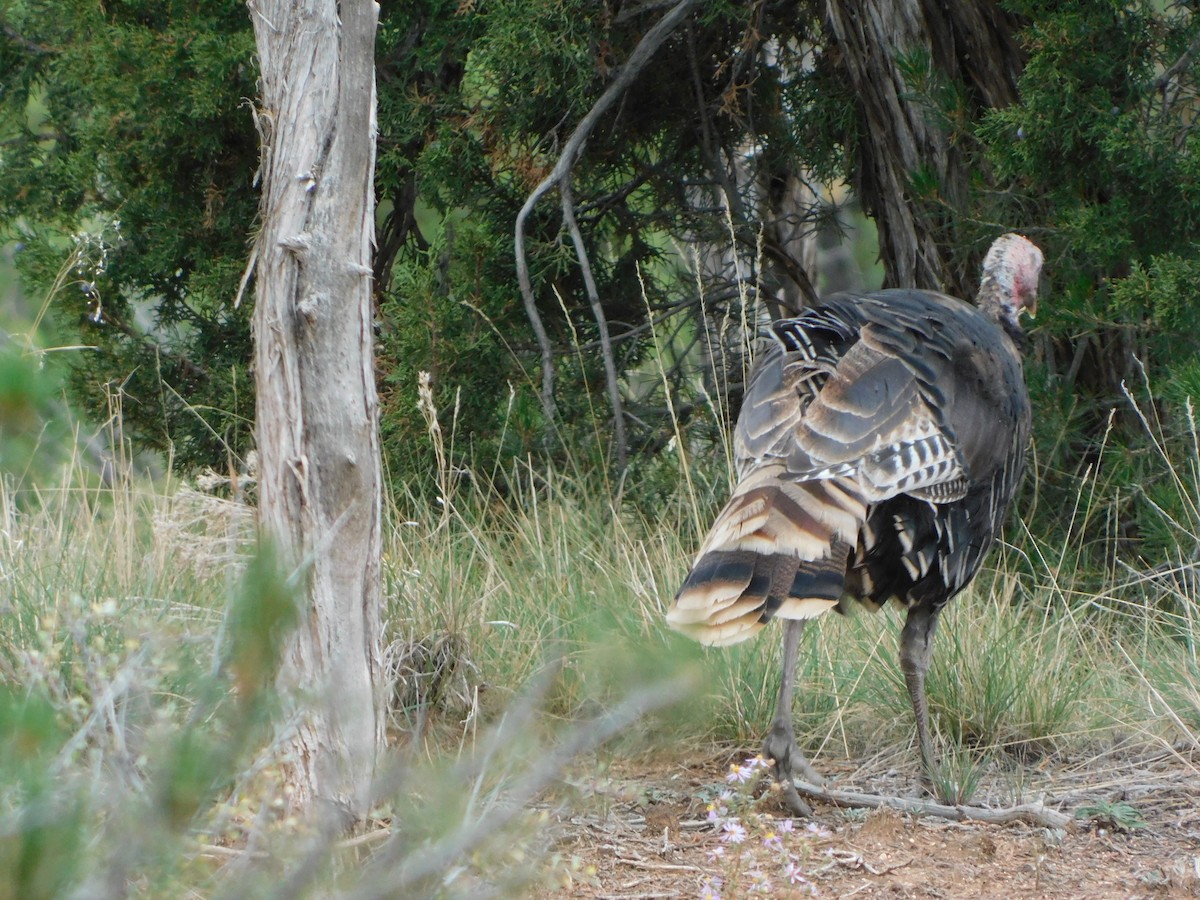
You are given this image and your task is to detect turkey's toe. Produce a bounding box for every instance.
[777,780,814,817]
[762,726,824,811]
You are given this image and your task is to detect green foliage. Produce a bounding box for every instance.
[12,1,1200,890]
[1108,254,1200,357]
[224,543,298,705]
[921,591,1097,755]
[0,343,61,476]
[0,424,1195,890]
[0,690,85,900]
[925,742,990,807]
[373,1,839,495]
[1076,799,1146,833]
[379,219,543,488]
[5,0,1200,571]
[0,0,258,470]
[0,462,298,894]
[968,2,1200,563]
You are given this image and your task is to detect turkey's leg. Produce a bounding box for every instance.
[762,619,823,816]
[899,604,941,775]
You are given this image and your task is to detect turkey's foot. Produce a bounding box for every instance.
[761,723,823,817]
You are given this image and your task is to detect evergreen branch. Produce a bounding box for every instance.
[3,25,57,55]
[97,310,211,386]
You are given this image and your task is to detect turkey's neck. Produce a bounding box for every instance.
[977,275,1025,349]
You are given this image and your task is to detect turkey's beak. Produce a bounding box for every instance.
[1022,290,1038,320]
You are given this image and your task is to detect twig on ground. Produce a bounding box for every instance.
[613,854,703,873]
[815,848,913,877]
[792,780,1073,830]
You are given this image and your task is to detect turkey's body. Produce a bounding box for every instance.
[667,234,1042,814]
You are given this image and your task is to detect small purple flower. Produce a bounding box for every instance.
[778,818,795,833]
[762,830,784,852]
[784,859,808,885]
[725,763,752,784]
[720,819,747,844]
[727,755,770,783]
[706,800,728,823]
[699,876,723,900]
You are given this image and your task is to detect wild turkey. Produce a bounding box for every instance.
[668,233,1043,815]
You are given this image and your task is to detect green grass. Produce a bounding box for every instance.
[0,402,1198,894]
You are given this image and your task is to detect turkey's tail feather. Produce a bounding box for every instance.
[667,468,867,646]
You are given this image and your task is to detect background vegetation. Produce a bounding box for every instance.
[4,2,1200,571]
[2,0,1200,894]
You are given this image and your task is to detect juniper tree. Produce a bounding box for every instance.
[4,0,1200,566]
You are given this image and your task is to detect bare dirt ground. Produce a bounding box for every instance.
[536,747,1200,898]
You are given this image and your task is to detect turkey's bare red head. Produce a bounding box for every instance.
[978,233,1043,330]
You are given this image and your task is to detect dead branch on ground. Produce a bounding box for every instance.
[792,780,1073,830]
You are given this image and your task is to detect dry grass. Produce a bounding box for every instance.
[0,380,1197,896]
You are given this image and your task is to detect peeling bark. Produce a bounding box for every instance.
[824,0,1026,297]
[248,0,383,825]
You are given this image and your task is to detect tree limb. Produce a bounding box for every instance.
[561,180,628,474]
[3,25,57,55]
[791,780,1073,830]
[1155,24,1200,93]
[571,294,704,352]
[514,0,699,428]
[96,309,212,386]
[352,673,696,899]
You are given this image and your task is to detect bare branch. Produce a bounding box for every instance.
[352,673,696,899]
[0,132,63,146]
[1156,25,1200,93]
[562,180,628,474]
[614,0,681,26]
[571,294,704,352]
[95,308,213,386]
[3,25,57,55]
[514,0,700,427]
[792,780,1073,830]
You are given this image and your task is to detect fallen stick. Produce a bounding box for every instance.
[790,780,1073,830]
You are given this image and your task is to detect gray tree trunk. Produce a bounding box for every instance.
[248,0,383,825]
[824,0,1025,297]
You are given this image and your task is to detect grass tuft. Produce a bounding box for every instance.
[0,358,1198,892]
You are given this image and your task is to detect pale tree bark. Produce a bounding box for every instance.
[248,0,383,825]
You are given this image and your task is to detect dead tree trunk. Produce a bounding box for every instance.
[824,0,1026,296]
[248,0,383,825]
